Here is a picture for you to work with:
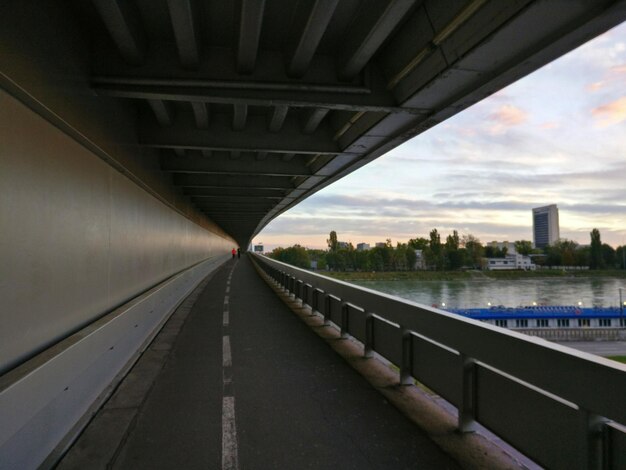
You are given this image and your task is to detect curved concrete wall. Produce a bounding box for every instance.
[0,89,235,374]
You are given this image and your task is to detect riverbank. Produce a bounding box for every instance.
[322,269,626,282]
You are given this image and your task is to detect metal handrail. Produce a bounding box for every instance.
[252,254,626,469]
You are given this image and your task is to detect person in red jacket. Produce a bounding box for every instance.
[231,248,236,259]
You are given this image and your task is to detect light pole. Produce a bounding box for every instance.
[620,288,624,324]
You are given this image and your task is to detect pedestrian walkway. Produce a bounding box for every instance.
[57,256,460,469]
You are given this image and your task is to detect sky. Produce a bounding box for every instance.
[258,21,626,251]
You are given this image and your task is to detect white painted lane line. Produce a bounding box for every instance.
[222,396,239,470]
[224,295,229,305]
[222,336,232,367]
[223,310,229,326]
[225,286,230,293]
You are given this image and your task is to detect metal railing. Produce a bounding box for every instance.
[253,254,626,470]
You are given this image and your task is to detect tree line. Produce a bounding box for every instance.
[269,228,625,272]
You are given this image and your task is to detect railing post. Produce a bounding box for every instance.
[458,354,478,432]
[400,329,413,385]
[289,276,296,296]
[323,294,331,326]
[579,411,608,470]
[340,303,349,339]
[295,280,303,303]
[364,312,373,358]
[312,288,322,314]
[303,283,312,308]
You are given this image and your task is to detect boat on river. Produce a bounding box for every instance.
[443,305,625,329]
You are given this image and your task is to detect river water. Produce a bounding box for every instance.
[351,277,626,309]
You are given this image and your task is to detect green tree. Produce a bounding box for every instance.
[380,241,395,270]
[327,230,338,252]
[354,250,371,271]
[602,243,616,268]
[461,234,483,269]
[544,239,579,266]
[269,245,311,269]
[368,248,384,271]
[445,230,462,269]
[308,249,327,270]
[404,244,417,270]
[590,228,604,269]
[408,237,429,250]
[485,244,508,258]
[394,243,408,270]
[544,244,562,266]
[575,246,590,267]
[617,246,625,270]
[427,229,444,270]
[514,240,533,256]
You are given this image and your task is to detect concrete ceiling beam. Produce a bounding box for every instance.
[92,45,343,86]
[162,151,311,176]
[92,0,145,65]
[166,0,200,68]
[233,103,248,130]
[172,173,295,190]
[339,0,417,80]
[183,187,288,198]
[93,82,426,115]
[147,99,173,126]
[268,105,289,132]
[190,195,283,202]
[237,0,266,73]
[288,0,340,77]
[302,108,329,134]
[139,113,341,155]
[191,102,210,129]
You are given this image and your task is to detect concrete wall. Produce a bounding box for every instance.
[0,89,234,374]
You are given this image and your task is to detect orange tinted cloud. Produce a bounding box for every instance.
[487,104,528,134]
[592,96,626,127]
[586,64,626,92]
[587,81,605,91]
[540,121,559,130]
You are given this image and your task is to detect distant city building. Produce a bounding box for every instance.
[356,243,370,251]
[375,242,386,248]
[252,243,264,253]
[484,254,536,271]
[337,241,349,249]
[532,204,560,248]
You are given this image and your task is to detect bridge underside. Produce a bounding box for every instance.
[2,0,625,248]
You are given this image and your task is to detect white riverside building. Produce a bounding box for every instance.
[484,253,536,271]
[532,204,560,248]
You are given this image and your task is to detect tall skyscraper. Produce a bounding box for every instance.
[532,205,560,248]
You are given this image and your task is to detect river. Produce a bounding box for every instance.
[350,276,626,309]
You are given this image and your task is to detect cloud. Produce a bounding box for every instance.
[587,81,605,92]
[586,63,626,92]
[540,121,560,130]
[487,104,528,134]
[591,96,626,127]
[490,104,528,125]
